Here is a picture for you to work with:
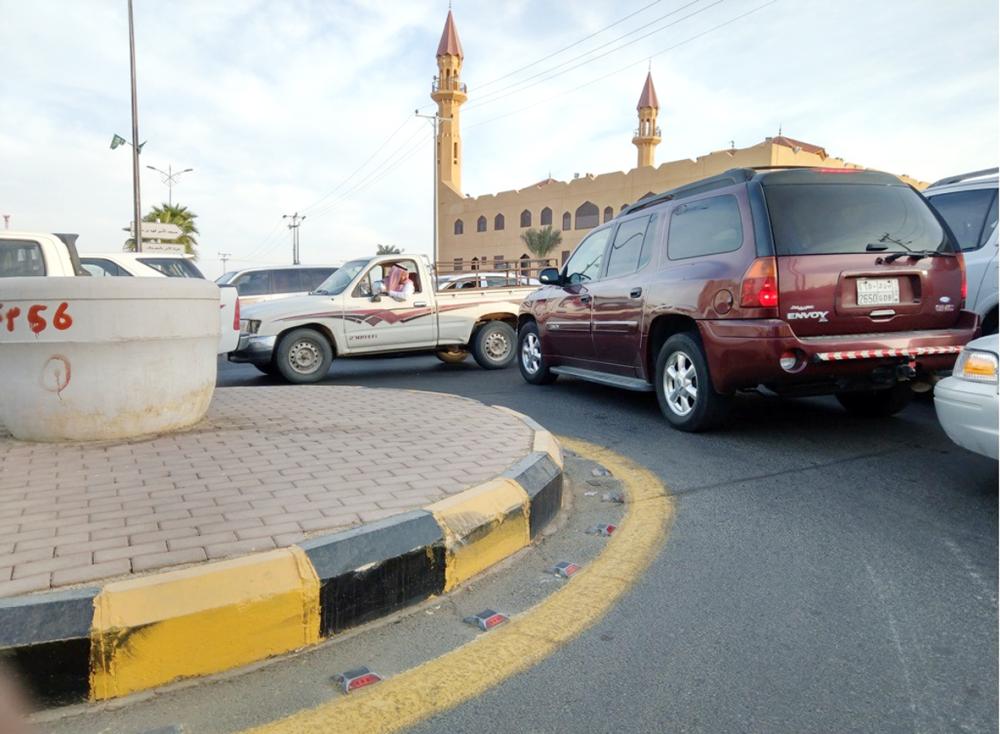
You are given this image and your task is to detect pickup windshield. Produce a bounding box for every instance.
[763,183,953,256]
[313,259,368,295]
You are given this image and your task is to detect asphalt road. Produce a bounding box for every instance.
[218,355,999,733]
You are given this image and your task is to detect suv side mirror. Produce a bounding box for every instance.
[539,267,562,285]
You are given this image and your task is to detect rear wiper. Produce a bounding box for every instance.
[883,250,954,263]
[865,243,889,252]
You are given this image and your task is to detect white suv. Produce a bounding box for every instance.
[924,168,999,334]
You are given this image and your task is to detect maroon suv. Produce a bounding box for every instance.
[517,167,980,431]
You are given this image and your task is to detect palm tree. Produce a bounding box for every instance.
[376,244,401,255]
[520,226,562,262]
[124,203,200,258]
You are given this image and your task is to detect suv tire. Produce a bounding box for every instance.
[275,328,333,384]
[655,332,730,432]
[518,321,557,385]
[472,321,516,369]
[836,383,913,417]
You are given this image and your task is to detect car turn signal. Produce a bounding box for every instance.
[739,257,779,309]
[955,348,998,384]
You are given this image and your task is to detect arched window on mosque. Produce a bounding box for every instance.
[477,216,487,233]
[603,206,614,223]
[540,207,553,226]
[494,213,505,231]
[574,201,599,230]
[562,211,571,230]
[520,209,531,227]
[454,219,464,235]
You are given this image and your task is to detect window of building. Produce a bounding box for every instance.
[562,211,571,230]
[605,215,654,279]
[471,256,480,271]
[603,206,614,223]
[541,207,553,226]
[575,201,599,230]
[620,204,628,211]
[453,258,463,272]
[520,209,531,227]
[561,249,570,264]
[454,219,464,235]
[477,216,487,232]
[494,254,506,269]
[494,213,505,231]
[563,227,612,284]
[667,195,744,261]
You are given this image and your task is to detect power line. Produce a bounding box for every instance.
[475,0,665,91]
[467,0,779,131]
[466,0,719,111]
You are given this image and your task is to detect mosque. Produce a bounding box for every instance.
[430,10,925,271]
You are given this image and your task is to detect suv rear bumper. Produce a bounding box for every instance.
[698,311,980,394]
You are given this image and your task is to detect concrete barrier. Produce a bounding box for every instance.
[0,277,219,441]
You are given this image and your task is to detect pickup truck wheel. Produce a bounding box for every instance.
[435,349,469,365]
[836,383,913,417]
[275,328,333,384]
[518,322,557,385]
[655,332,730,432]
[472,321,516,369]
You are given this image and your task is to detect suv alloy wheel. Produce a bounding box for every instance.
[518,321,557,384]
[654,332,730,431]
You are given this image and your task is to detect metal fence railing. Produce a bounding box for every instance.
[435,257,556,288]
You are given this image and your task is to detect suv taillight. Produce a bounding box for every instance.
[740,257,779,309]
[233,296,241,330]
[958,253,967,307]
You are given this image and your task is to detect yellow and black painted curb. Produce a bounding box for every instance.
[0,410,562,705]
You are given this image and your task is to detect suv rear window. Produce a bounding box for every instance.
[138,257,205,278]
[764,183,951,256]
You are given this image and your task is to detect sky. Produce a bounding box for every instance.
[1,0,997,279]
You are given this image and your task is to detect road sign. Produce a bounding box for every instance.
[127,222,183,240]
[141,242,186,254]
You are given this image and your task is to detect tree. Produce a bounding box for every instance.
[124,203,200,258]
[519,226,562,260]
[376,244,401,255]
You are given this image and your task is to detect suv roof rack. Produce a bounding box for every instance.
[620,168,756,216]
[927,167,999,189]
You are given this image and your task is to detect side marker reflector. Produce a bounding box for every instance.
[463,609,509,631]
[552,561,581,578]
[335,667,383,694]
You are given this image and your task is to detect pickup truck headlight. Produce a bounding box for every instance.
[239,319,261,335]
[954,348,998,384]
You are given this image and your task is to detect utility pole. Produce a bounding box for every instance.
[218,252,231,271]
[2,215,9,230]
[146,164,194,207]
[415,111,450,275]
[283,213,305,265]
[127,0,143,252]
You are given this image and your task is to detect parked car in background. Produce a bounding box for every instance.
[923,168,998,335]
[437,271,540,290]
[0,232,239,354]
[518,167,979,431]
[934,334,999,459]
[230,254,536,382]
[215,265,339,306]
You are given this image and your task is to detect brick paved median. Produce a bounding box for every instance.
[0,386,533,597]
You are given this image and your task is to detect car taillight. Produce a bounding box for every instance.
[233,296,241,330]
[958,253,967,306]
[740,257,779,309]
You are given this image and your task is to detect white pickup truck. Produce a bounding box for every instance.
[230,254,538,382]
[0,231,240,353]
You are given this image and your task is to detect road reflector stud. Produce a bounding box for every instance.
[586,524,616,537]
[551,561,581,578]
[601,491,624,504]
[335,667,383,694]
[463,609,509,631]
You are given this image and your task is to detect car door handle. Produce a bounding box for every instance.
[579,294,592,303]
[414,301,427,307]
[630,287,642,298]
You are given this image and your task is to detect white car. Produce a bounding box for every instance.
[437,271,540,290]
[924,168,998,334]
[934,334,999,460]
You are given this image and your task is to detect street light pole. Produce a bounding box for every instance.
[146,164,195,207]
[218,252,231,271]
[127,0,143,252]
[415,111,449,277]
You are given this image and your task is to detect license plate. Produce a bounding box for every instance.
[856,278,899,306]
